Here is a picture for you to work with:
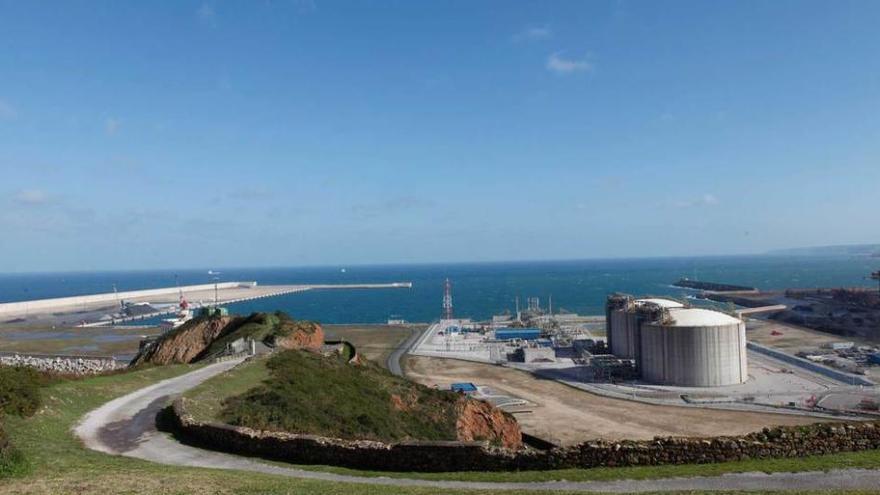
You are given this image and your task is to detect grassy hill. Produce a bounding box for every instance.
[190,349,462,443]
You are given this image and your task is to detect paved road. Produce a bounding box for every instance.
[386,326,429,376]
[75,359,880,492]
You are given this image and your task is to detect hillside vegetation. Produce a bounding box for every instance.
[218,349,464,443]
[0,365,61,476]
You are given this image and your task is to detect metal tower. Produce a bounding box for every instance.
[442,278,453,320]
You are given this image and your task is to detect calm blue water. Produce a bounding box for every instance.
[0,256,876,324]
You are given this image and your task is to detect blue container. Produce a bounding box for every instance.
[451,382,477,393]
[869,353,880,365]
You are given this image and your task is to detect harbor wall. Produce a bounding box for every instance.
[0,282,257,318]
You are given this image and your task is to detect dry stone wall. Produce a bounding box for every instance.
[170,398,880,472]
[0,354,124,374]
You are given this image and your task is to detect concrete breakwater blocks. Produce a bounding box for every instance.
[0,354,125,374]
[170,398,880,472]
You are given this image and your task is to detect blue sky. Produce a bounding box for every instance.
[1,0,879,272]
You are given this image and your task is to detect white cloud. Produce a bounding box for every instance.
[196,3,218,27]
[12,189,51,206]
[674,194,719,208]
[546,52,593,75]
[513,25,552,42]
[105,117,121,135]
[0,99,17,120]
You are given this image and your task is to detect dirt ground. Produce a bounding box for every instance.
[405,356,818,446]
[747,318,870,353]
[323,324,422,365]
[746,318,880,382]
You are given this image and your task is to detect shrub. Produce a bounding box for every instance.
[0,423,28,478]
[0,366,49,418]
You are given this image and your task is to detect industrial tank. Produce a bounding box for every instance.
[606,296,683,367]
[639,308,747,387]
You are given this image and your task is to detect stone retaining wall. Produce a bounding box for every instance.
[0,354,125,374]
[170,398,880,472]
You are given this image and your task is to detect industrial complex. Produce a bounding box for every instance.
[409,282,880,432]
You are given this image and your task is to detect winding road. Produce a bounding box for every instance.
[75,359,880,492]
[386,325,429,376]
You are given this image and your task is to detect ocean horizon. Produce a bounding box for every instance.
[1,255,876,324]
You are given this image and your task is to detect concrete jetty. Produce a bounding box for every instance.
[0,281,413,326]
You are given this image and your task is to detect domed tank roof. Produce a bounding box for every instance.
[665,307,741,327]
[636,298,684,309]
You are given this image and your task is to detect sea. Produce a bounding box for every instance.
[0,256,876,324]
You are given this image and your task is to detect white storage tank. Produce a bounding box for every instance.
[639,308,747,387]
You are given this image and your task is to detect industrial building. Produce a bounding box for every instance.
[494,327,541,341]
[606,294,748,387]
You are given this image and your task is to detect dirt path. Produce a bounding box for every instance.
[405,356,818,445]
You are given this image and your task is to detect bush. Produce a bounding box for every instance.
[0,366,49,418]
[0,366,52,479]
[0,423,28,478]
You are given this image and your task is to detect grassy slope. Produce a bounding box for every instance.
[1,364,524,495]
[184,357,272,423]
[218,350,460,442]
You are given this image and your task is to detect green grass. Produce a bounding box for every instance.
[3,363,534,494]
[216,350,461,442]
[0,422,27,478]
[1,359,879,494]
[183,357,272,423]
[0,365,67,478]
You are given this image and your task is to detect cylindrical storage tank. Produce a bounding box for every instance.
[606,296,682,361]
[639,308,747,387]
[605,294,631,356]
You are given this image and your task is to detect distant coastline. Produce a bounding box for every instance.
[767,243,880,257]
